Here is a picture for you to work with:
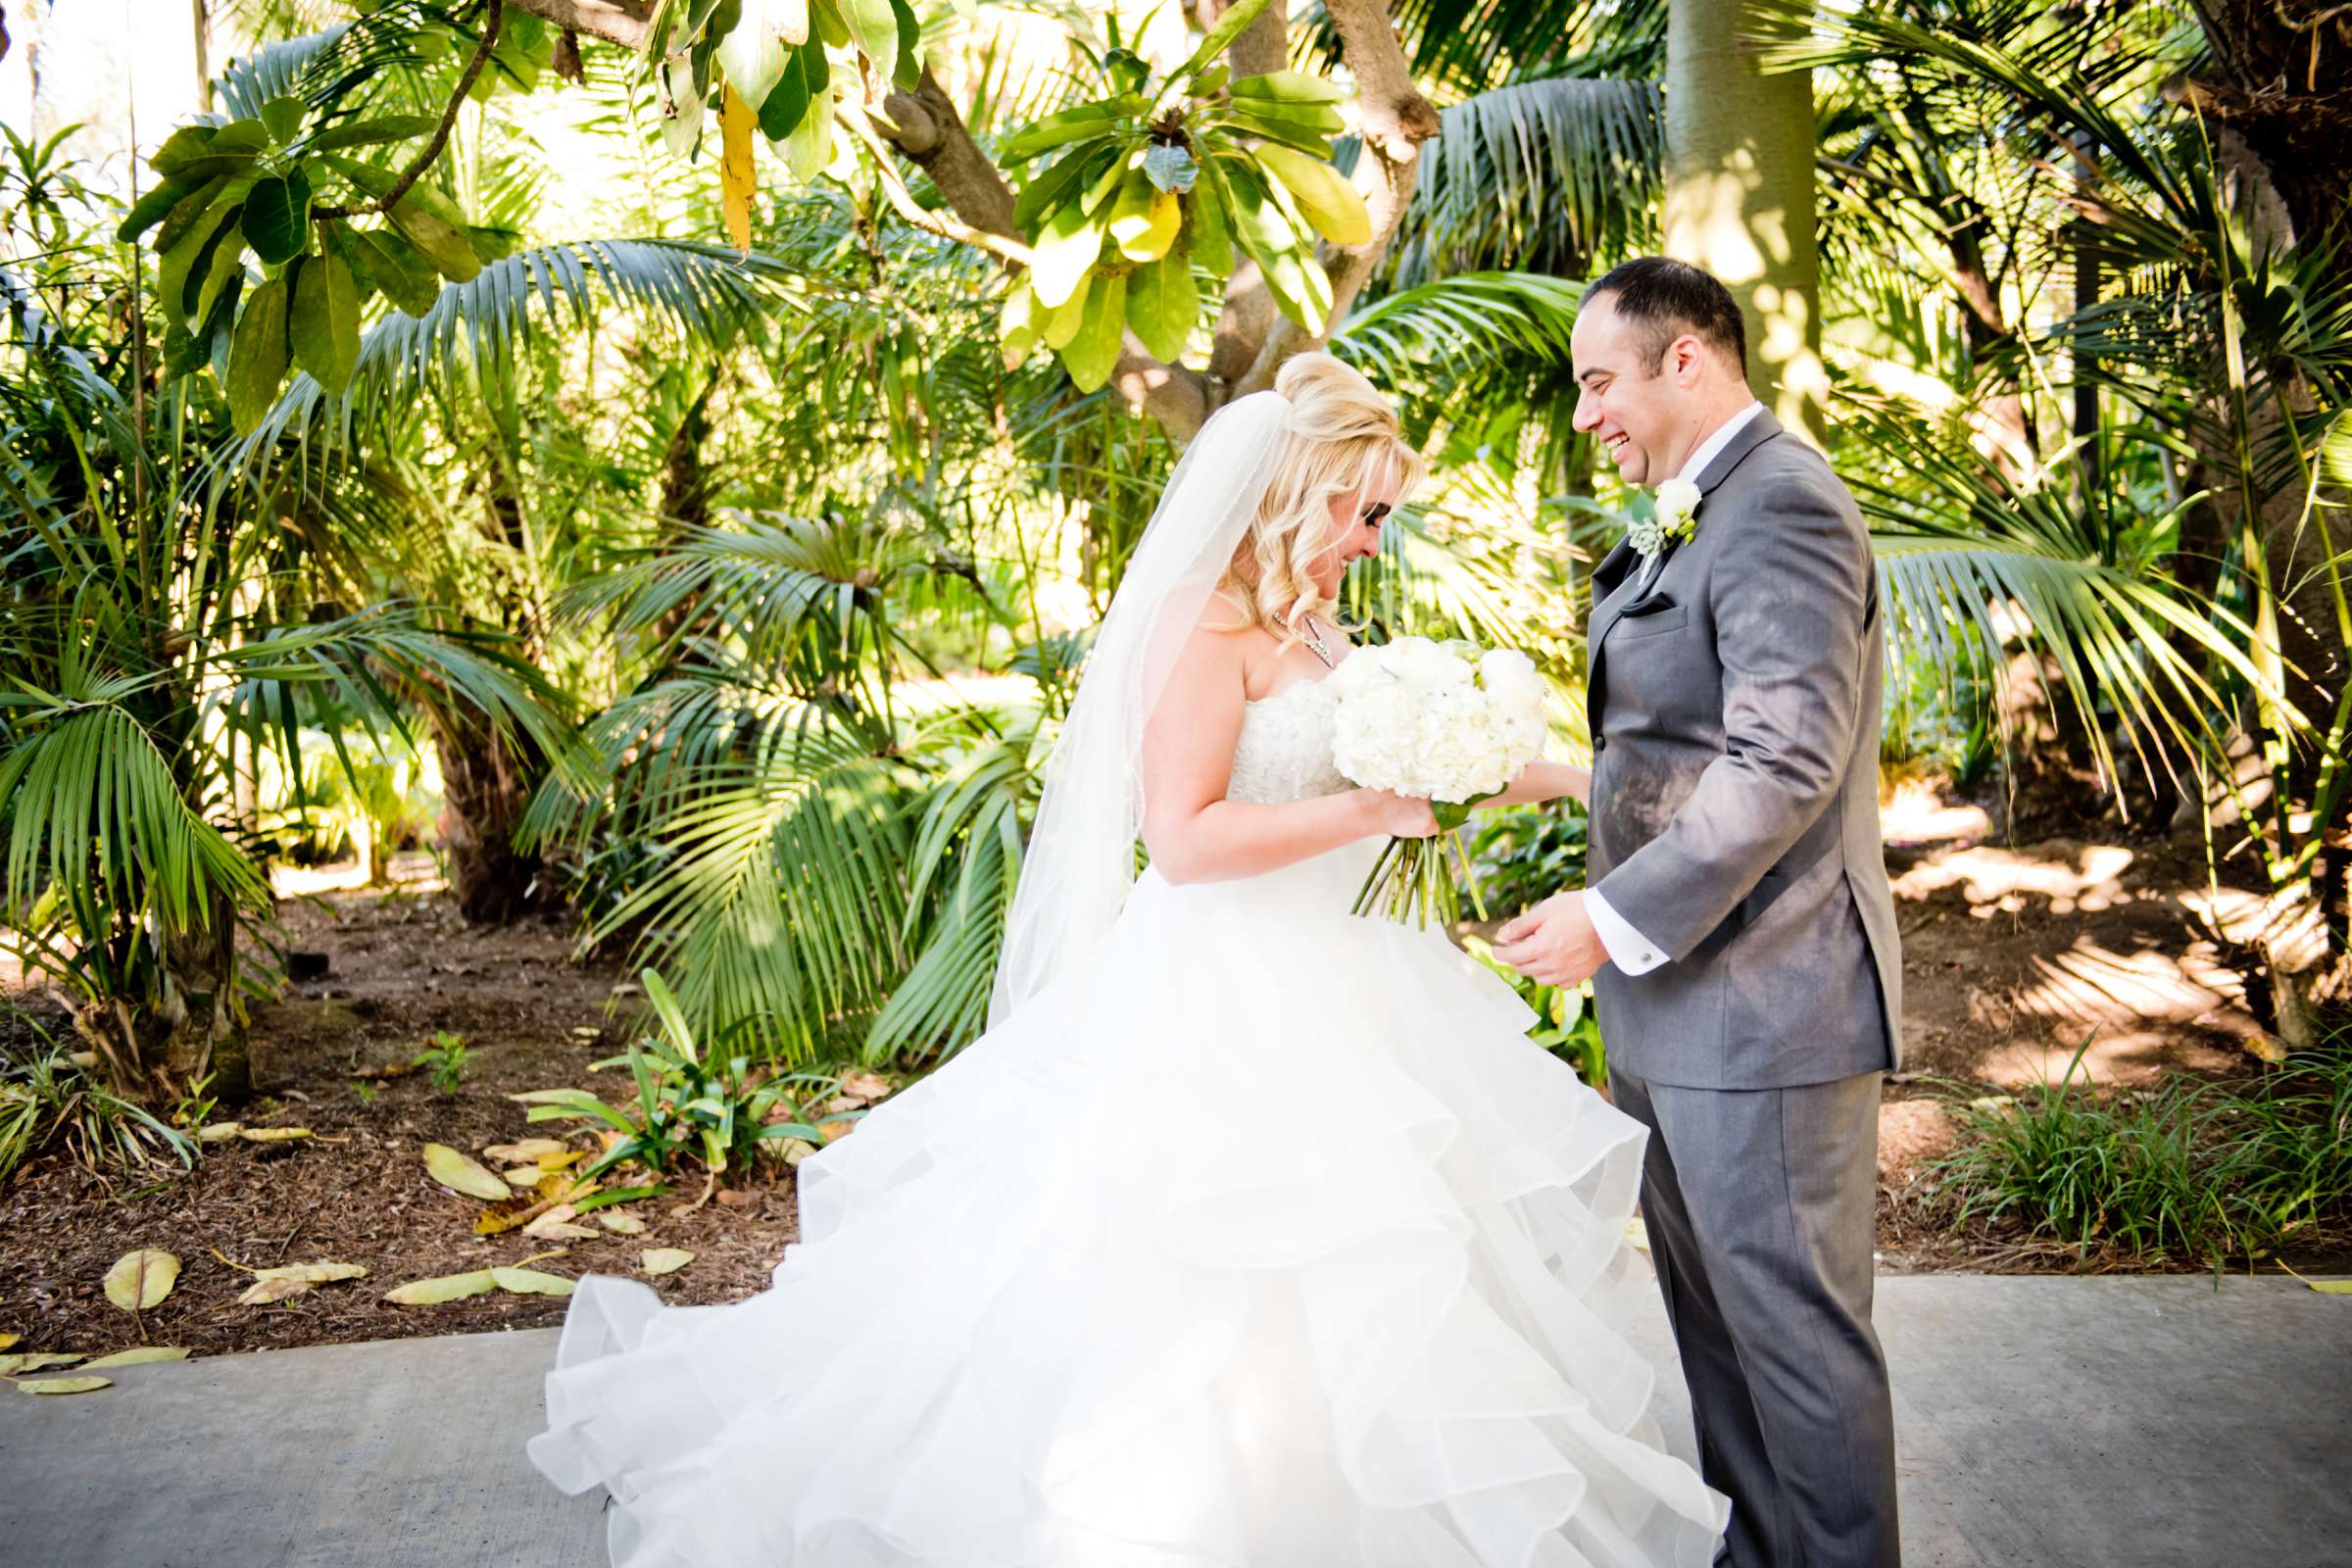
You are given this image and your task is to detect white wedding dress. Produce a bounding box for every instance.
[527,673,1730,1568]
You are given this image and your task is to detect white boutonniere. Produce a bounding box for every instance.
[1627,477,1702,557]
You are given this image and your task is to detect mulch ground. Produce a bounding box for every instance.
[0,871,806,1363]
[4,825,2342,1363]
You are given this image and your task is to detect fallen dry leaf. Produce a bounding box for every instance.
[252,1261,368,1285]
[837,1068,894,1103]
[0,1352,83,1375]
[103,1250,180,1312]
[384,1270,498,1305]
[488,1267,574,1297]
[0,1332,19,1351]
[483,1139,568,1164]
[641,1249,694,1277]
[15,1376,111,1396]
[423,1143,513,1202]
[595,1212,646,1235]
[238,1126,314,1143]
[81,1347,191,1368]
[237,1276,318,1305]
[197,1123,243,1143]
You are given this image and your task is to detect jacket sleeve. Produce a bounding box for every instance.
[1591,466,1871,961]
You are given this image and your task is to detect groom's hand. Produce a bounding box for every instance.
[1493,892,1609,989]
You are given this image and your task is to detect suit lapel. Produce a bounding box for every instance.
[1586,409,1787,736]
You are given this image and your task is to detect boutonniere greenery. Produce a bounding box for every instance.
[1627,478,1701,557]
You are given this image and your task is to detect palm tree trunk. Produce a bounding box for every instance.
[1662,0,1824,438]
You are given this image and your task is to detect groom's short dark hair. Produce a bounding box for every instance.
[1586,258,1748,381]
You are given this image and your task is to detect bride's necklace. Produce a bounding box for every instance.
[1299,614,1337,669]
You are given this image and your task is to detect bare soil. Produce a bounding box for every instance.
[1,807,2331,1361]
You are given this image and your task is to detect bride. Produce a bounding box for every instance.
[527,354,1731,1567]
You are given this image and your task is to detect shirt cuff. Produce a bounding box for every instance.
[1585,888,1668,976]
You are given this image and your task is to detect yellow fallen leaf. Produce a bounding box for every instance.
[774,1137,817,1166]
[502,1166,545,1184]
[16,1376,111,1396]
[489,1267,575,1297]
[567,1026,603,1041]
[238,1126,314,1143]
[595,1212,646,1235]
[104,1250,180,1311]
[384,1270,498,1305]
[0,1332,19,1351]
[423,1143,513,1202]
[81,1347,191,1368]
[483,1139,568,1163]
[252,1261,368,1285]
[520,1203,580,1238]
[0,1352,83,1375]
[641,1249,694,1277]
[197,1123,243,1143]
[237,1276,318,1305]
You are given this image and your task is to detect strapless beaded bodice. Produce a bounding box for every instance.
[1227,678,1350,806]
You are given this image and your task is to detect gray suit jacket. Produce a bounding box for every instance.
[1585,411,1902,1089]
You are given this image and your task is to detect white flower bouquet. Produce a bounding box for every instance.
[1327,636,1549,925]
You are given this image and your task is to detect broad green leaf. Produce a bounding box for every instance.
[1041,281,1090,350]
[149,124,220,175]
[757,40,814,142]
[192,233,250,338]
[1143,142,1197,194]
[152,173,234,255]
[423,1142,514,1201]
[338,224,440,317]
[1057,270,1126,393]
[716,0,791,110]
[779,68,834,180]
[661,55,708,161]
[116,172,202,243]
[998,100,1136,165]
[240,170,313,266]
[306,113,440,153]
[15,1377,111,1396]
[384,1270,497,1305]
[154,182,236,318]
[213,119,271,155]
[1029,198,1102,310]
[836,0,901,82]
[999,281,1041,369]
[1107,172,1180,262]
[1012,143,1107,235]
[489,1266,576,1297]
[1229,70,1348,105]
[1126,247,1196,363]
[810,0,851,48]
[103,1250,180,1312]
[261,95,307,145]
[80,1347,191,1368]
[225,274,290,432]
[1187,169,1235,274]
[328,157,480,281]
[1251,143,1372,245]
[1183,0,1274,75]
[640,1249,695,1276]
[888,0,920,92]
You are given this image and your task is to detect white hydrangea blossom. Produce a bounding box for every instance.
[1331,638,1548,804]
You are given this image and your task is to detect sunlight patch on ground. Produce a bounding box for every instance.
[1879,776,1993,847]
[1888,841,2136,914]
[1987,937,2250,1086]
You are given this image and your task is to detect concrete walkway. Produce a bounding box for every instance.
[3,1275,2346,1568]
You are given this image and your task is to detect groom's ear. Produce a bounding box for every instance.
[1666,333,1708,388]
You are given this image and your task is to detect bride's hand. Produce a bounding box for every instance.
[1358,788,1440,839]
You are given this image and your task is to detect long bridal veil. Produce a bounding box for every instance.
[986,389,1296,1027]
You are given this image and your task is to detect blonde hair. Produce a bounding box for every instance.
[1213,353,1426,647]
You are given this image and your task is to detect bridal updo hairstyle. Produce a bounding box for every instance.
[1215,353,1425,649]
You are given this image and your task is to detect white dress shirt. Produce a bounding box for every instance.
[1584,401,1764,977]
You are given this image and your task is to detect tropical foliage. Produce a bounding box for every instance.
[1,0,2344,1129]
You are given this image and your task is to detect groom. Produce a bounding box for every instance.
[1494,258,1903,1568]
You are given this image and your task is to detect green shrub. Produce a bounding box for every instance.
[1926,1033,2352,1267]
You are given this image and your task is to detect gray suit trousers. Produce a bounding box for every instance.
[1611,1066,1900,1568]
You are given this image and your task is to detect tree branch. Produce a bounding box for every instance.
[872,71,1022,241]
[314,0,504,220]
[1233,0,1441,395]
[843,101,1035,267]
[497,0,648,51]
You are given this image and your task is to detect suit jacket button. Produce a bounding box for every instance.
[1592,735,1608,754]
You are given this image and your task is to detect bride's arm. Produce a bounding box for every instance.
[1139,627,1436,886]
[1477,760,1590,808]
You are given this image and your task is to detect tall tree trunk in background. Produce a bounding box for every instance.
[191,0,212,113]
[1662,0,1824,439]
